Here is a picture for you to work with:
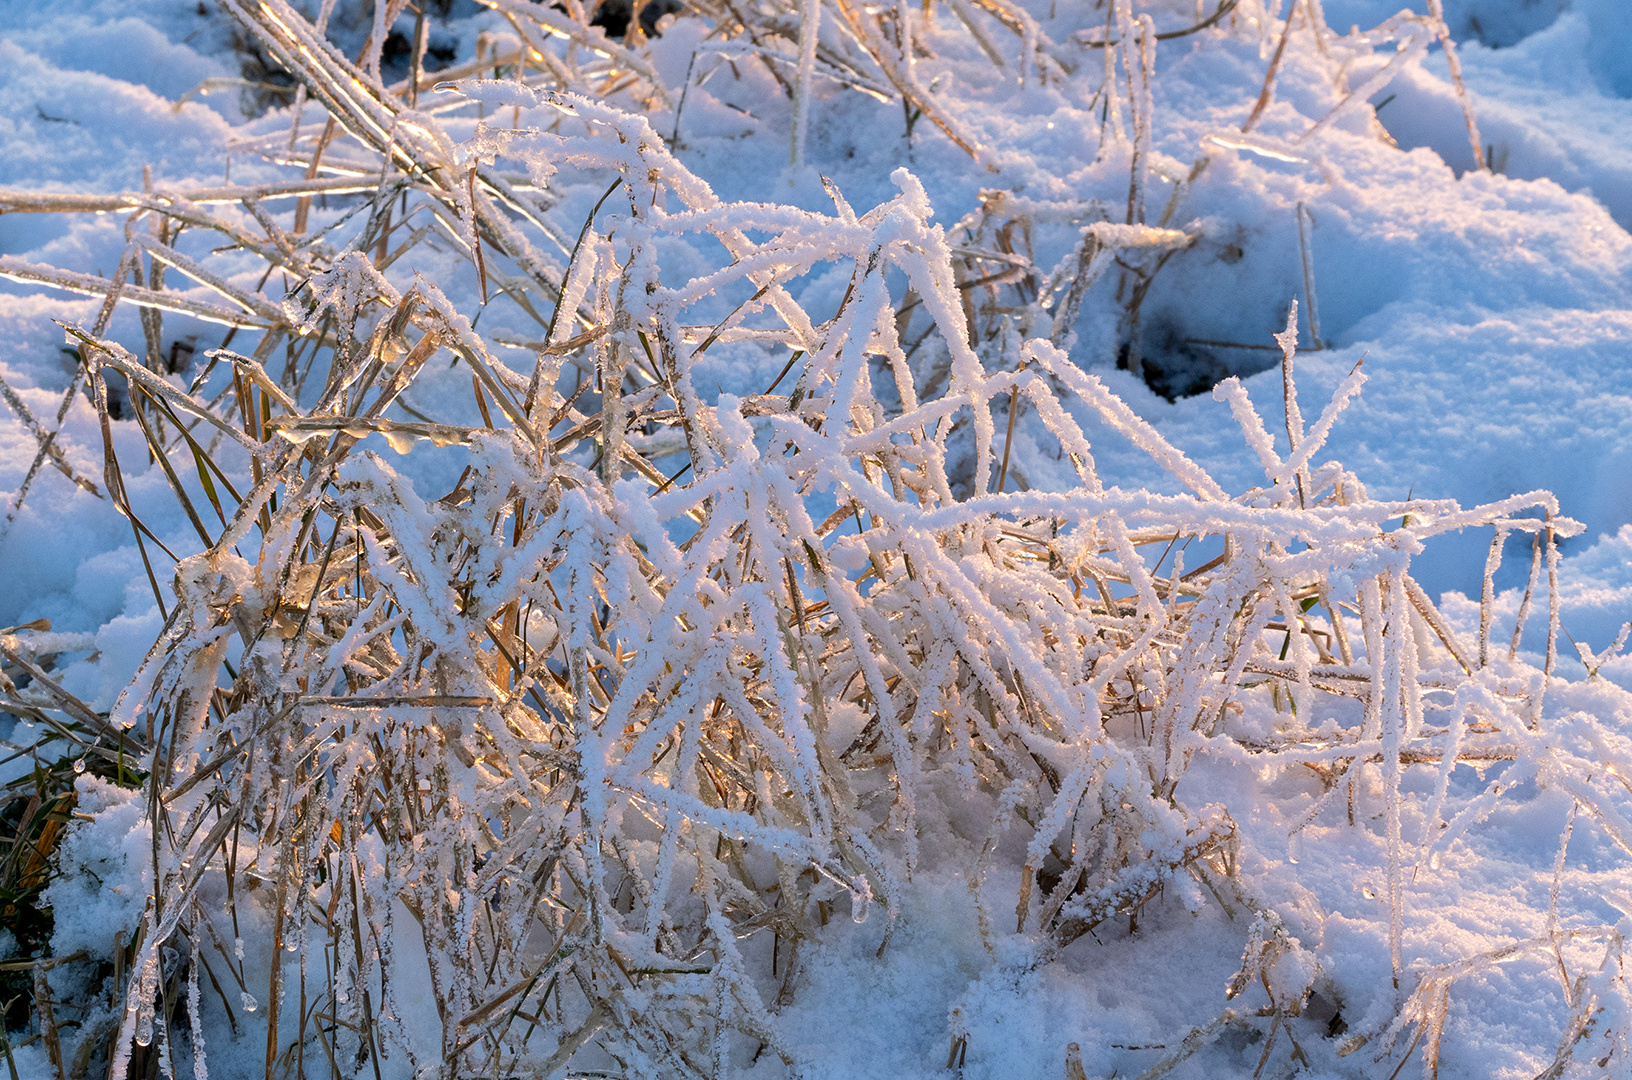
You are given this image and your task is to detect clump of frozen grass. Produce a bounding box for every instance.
[59,88,1594,1080]
[3,1,1631,1078]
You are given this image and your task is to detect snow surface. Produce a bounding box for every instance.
[3,1,1632,1078]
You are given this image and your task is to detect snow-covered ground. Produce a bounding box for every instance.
[3,1,1631,1077]
[4,0,1630,686]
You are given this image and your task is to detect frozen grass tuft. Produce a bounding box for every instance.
[1,1,1631,1078]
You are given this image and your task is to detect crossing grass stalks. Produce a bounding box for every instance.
[2,3,1629,1079]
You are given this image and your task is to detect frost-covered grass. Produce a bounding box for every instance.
[2,0,1632,1078]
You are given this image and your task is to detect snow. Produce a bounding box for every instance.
[2,0,1631,1078]
[43,775,151,960]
